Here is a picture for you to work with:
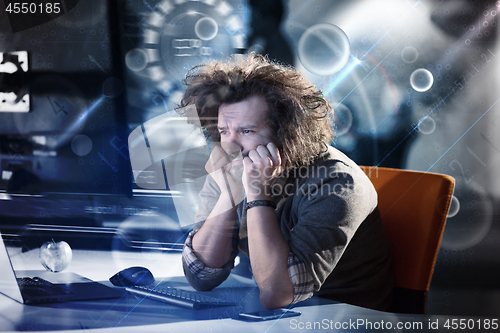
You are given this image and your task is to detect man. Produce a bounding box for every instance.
[180,54,393,310]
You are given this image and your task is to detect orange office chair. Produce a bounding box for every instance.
[359,166,455,314]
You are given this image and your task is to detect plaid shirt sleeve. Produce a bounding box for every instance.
[184,230,314,302]
[182,230,228,280]
[288,252,315,304]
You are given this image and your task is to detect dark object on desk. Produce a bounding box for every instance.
[14,274,124,304]
[238,309,301,321]
[109,266,155,287]
[360,166,455,314]
[0,231,124,304]
[16,276,73,298]
[126,284,237,310]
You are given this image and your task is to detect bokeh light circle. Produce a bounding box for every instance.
[247,43,265,55]
[337,134,357,149]
[447,195,460,218]
[141,238,164,261]
[410,68,434,92]
[111,214,186,275]
[194,17,218,41]
[441,181,493,250]
[401,46,418,63]
[125,48,148,72]
[71,134,93,156]
[102,77,124,98]
[418,116,436,135]
[298,23,350,75]
[331,103,353,136]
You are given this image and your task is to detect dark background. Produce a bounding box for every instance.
[1,0,499,318]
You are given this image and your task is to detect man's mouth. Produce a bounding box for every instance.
[228,152,246,164]
[229,152,246,160]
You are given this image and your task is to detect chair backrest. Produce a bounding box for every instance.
[360,166,455,313]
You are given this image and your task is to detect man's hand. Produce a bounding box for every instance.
[243,142,282,201]
[205,144,245,207]
[242,143,293,309]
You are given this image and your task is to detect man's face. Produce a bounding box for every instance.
[217,95,275,161]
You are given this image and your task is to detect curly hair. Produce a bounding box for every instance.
[180,54,334,174]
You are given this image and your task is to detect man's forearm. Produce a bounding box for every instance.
[246,205,294,309]
[192,191,238,268]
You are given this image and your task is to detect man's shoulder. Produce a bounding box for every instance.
[293,146,365,182]
[287,146,377,206]
[315,145,357,168]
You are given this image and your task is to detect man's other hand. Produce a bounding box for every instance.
[205,144,245,207]
[243,142,282,201]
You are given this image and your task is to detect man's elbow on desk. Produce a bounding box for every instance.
[258,286,294,310]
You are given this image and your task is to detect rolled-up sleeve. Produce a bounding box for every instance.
[287,252,314,303]
[183,173,241,290]
[182,230,235,291]
[182,174,239,291]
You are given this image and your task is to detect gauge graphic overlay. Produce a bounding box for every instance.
[140,0,246,83]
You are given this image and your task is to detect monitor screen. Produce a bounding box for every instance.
[0,0,247,249]
[0,2,131,197]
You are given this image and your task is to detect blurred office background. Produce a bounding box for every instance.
[1,0,499,317]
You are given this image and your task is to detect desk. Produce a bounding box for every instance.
[0,248,477,332]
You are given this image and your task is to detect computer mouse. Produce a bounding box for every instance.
[109,266,155,287]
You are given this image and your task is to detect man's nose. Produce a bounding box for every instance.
[222,137,242,159]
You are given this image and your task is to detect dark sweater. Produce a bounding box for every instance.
[183,146,394,311]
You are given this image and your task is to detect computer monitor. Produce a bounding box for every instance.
[0,0,246,249]
[0,1,131,197]
[0,0,140,250]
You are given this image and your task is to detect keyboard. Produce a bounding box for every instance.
[17,277,73,297]
[126,285,237,310]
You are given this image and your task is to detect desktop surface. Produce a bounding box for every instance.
[0,247,486,333]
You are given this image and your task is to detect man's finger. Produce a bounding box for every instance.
[267,142,281,167]
[255,145,273,165]
[247,149,262,164]
[206,145,229,173]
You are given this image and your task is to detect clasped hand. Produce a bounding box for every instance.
[205,142,282,205]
